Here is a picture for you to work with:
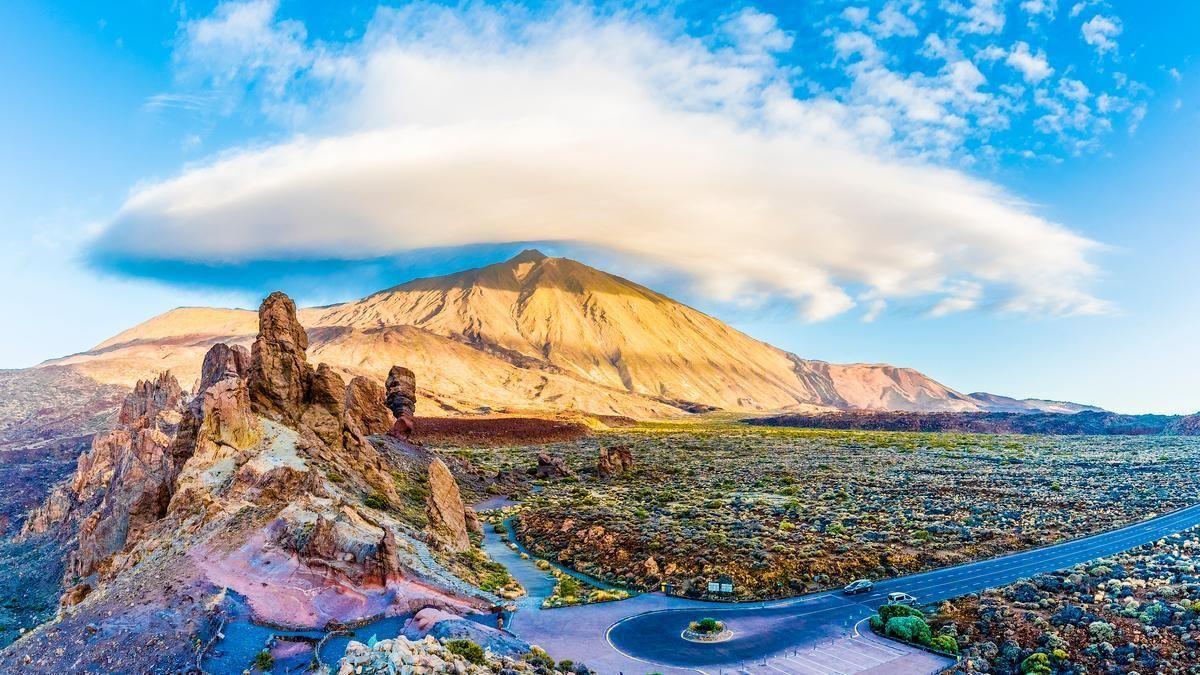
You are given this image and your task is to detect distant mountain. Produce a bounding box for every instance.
[749,410,1180,436]
[42,250,1089,418]
[966,392,1105,414]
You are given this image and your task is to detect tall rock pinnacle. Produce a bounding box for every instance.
[250,291,313,422]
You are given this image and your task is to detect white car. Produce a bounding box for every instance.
[886,592,919,606]
[843,579,874,595]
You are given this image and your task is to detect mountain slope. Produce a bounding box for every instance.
[44,250,1056,417]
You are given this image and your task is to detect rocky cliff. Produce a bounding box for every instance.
[1,292,496,673]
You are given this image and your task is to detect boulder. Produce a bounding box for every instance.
[597,445,634,478]
[534,453,573,479]
[345,376,394,436]
[425,458,472,552]
[250,291,313,422]
[60,582,92,608]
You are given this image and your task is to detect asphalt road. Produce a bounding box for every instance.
[606,503,1200,670]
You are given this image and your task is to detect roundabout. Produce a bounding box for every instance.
[605,597,862,668]
[681,618,733,643]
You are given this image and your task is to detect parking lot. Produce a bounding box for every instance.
[707,631,953,675]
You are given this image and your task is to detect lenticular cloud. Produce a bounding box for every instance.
[92,1,1108,321]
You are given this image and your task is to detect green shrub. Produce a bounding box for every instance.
[1088,620,1115,642]
[869,614,885,633]
[558,577,581,598]
[929,634,958,654]
[526,647,555,669]
[884,616,932,645]
[1020,652,1052,674]
[363,493,389,510]
[492,522,506,534]
[695,617,721,633]
[252,649,274,672]
[446,639,487,666]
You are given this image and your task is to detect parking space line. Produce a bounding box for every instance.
[786,654,846,675]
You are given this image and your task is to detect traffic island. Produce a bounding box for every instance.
[681,618,733,643]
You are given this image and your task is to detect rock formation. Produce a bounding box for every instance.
[596,445,634,478]
[250,291,312,422]
[301,362,348,450]
[386,365,417,439]
[9,291,494,673]
[425,458,473,552]
[345,376,395,436]
[22,371,185,581]
[533,452,573,479]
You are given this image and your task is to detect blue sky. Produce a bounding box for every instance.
[1,0,1197,413]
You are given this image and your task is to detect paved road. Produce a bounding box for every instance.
[603,503,1200,671]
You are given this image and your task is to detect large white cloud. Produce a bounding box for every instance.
[94,1,1108,321]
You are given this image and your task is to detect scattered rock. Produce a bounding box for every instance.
[533,453,573,479]
[596,445,634,478]
[60,583,92,608]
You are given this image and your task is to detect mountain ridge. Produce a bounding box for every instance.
[42,250,1094,418]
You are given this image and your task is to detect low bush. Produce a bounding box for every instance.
[929,634,958,654]
[252,650,274,672]
[1020,652,1052,674]
[446,639,486,665]
[885,615,933,645]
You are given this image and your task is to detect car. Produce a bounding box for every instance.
[843,579,874,595]
[886,592,919,606]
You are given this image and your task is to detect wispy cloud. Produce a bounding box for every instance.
[91,1,1112,322]
[143,92,213,112]
[1081,14,1122,56]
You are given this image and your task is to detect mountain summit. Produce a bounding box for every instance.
[47,252,1062,417]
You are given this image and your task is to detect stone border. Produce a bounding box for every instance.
[681,626,734,643]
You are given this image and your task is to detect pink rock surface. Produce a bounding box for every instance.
[193,530,476,629]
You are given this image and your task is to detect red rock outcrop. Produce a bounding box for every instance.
[597,445,634,478]
[425,458,472,552]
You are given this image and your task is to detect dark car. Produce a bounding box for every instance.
[843,579,874,594]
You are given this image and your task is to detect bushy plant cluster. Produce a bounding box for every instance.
[868,604,957,655]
